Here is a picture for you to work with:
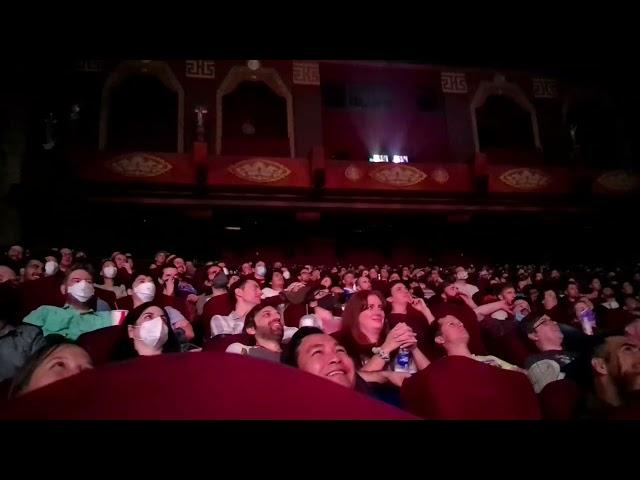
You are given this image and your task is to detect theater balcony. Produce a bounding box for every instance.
[13,59,639,225]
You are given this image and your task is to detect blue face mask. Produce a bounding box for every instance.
[515,310,528,322]
[256,266,267,277]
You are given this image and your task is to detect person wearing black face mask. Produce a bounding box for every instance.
[303,287,343,334]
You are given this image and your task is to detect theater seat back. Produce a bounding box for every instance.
[0,353,418,420]
[401,355,541,420]
[76,326,126,366]
[538,379,584,420]
[599,308,633,333]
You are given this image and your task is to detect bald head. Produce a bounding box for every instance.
[0,265,17,283]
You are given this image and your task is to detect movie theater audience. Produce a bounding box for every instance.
[4,243,640,419]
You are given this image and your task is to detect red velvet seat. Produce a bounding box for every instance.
[401,355,541,420]
[115,295,134,311]
[607,404,640,419]
[481,323,535,368]
[17,276,65,321]
[196,294,233,339]
[156,294,192,322]
[500,331,536,367]
[538,379,584,420]
[94,288,117,310]
[599,308,634,333]
[76,326,127,366]
[283,303,307,328]
[0,352,417,420]
[115,267,134,289]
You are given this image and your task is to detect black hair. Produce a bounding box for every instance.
[281,326,325,366]
[63,263,95,283]
[44,250,62,264]
[161,262,179,273]
[304,286,329,306]
[266,268,283,286]
[388,279,409,292]
[427,317,445,343]
[442,274,458,287]
[295,266,311,278]
[8,335,89,399]
[243,301,275,333]
[118,302,180,358]
[500,283,516,294]
[228,277,258,308]
[520,313,546,335]
[229,276,256,293]
[565,280,578,290]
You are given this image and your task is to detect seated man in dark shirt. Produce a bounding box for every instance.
[521,313,587,392]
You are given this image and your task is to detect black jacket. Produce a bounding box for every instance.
[0,323,46,382]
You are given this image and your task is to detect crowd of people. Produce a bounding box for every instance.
[1,243,640,419]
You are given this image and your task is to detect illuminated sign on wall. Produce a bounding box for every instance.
[369,154,408,163]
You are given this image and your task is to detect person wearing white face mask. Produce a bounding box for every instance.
[116,274,195,343]
[43,259,59,277]
[121,303,180,358]
[454,266,479,299]
[43,252,62,278]
[252,260,267,287]
[94,260,127,299]
[22,267,112,340]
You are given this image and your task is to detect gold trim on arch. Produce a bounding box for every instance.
[99,61,185,154]
[470,76,542,154]
[216,65,295,157]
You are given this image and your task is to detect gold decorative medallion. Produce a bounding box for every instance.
[344,164,364,182]
[369,165,427,187]
[227,158,292,183]
[431,167,450,184]
[596,170,638,192]
[108,153,173,177]
[499,168,550,190]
